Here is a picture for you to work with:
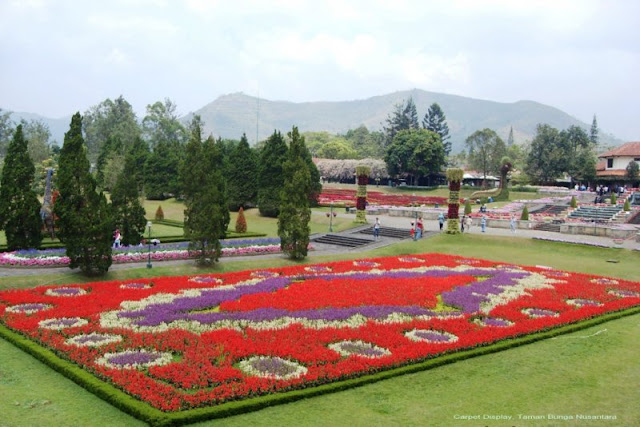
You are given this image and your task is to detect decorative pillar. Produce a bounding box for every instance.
[355,165,371,224]
[446,168,463,234]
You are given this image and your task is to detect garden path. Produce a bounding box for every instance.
[0,214,638,278]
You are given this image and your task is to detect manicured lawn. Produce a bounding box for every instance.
[0,235,638,426]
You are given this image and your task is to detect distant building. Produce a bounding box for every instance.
[597,141,640,181]
[462,171,499,187]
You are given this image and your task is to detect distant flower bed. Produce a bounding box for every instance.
[318,189,450,207]
[0,238,283,267]
[1,253,638,413]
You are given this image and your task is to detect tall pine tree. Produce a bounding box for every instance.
[422,103,451,156]
[278,126,311,260]
[54,113,114,276]
[111,148,147,246]
[257,131,288,217]
[181,117,229,265]
[0,124,43,250]
[383,97,419,146]
[590,115,599,148]
[226,133,257,211]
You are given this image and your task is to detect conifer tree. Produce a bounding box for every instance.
[257,131,288,217]
[235,206,247,233]
[0,125,43,250]
[182,117,229,265]
[111,149,147,246]
[590,115,599,147]
[54,113,113,276]
[507,126,515,146]
[155,205,164,221]
[422,103,451,155]
[278,126,311,260]
[227,133,257,210]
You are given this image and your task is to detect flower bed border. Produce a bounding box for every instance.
[1,304,638,426]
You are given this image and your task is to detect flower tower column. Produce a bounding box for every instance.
[355,165,371,224]
[445,168,463,234]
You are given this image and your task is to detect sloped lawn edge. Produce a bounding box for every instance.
[2,306,639,426]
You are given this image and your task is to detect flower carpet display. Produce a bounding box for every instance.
[1,254,639,422]
[0,238,282,267]
[318,189,449,207]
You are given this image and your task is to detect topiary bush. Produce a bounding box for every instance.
[155,205,165,221]
[611,193,617,205]
[623,199,630,211]
[464,199,472,215]
[570,196,577,208]
[235,207,247,233]
[520,205,529,221]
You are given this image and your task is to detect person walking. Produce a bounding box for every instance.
[438,212,445,231]
[465,215,472,232]
[417,217,424,238]
[113,229,121,248]
[510,215,517,233]
[481,216,487,233]
[373,217,381,241]
[461,215,466,233]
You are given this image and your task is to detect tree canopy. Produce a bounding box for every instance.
[181,116,229,266]
[0,124,43,250]
[422,103,451,156]
[465,128,507,184]
[226,133,258,211]
[383,97,419,146]
[54,113,114,276]
[384,129,445,185]
[278,126,311,260]
[257,131,288,217]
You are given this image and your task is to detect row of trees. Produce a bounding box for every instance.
[0,107,320,272]
[381,98,451,185]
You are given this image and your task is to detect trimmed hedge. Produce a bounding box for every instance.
[2,306,639,426]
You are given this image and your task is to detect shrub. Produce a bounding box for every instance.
[235,207,247,233]
[623,199,630,211]
[155,205,165,221]
[520,205,529,221]
[570,196,577,208]
[464,199,472,215]
[611,193,617,205]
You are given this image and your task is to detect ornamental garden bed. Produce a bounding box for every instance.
[0,253,639,425]
[0,238,283,268]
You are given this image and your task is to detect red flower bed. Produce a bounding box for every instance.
[318,189,450,206]
[0,254,638,412]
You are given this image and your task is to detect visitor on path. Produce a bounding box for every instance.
[373,218,381,241]
[465,215,472,232]
[510,215,517,233]
[461,215,466,233]
[417,217,424,238]
[438,212,445,231]
[481,216,487,233]
[113,229,121,248]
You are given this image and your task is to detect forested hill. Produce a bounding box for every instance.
[188,89,622,153]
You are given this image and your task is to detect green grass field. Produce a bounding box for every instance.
[1,234,639,426]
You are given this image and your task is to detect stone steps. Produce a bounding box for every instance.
[356,226,413,239]
[534,223,562,233]
[311,234,373,248]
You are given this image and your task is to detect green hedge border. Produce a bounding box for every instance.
[1,306,639,426]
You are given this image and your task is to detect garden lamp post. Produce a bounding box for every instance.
[146,221,152,269]
[328,202,335,232]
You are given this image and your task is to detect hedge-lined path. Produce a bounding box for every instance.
[1,214,638,278]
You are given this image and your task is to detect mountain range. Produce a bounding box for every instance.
[5,89,623,154]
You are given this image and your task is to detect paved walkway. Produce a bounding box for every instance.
[1,213,638,278]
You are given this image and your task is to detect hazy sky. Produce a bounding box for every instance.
[1,0,638,140]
